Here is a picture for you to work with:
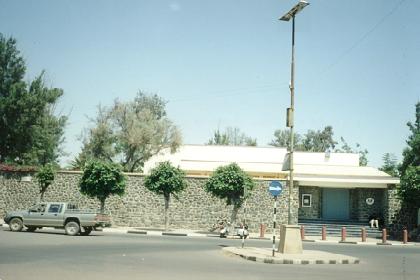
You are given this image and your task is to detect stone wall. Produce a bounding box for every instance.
[349,188,386,222]
[385,185,418,238]
[298,186,321,219]
[298,187,388,222]
[385,185,401,226]
[0,171,298,232]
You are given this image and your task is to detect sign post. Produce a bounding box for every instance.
[242,184,248,248]
[269,181,283,257]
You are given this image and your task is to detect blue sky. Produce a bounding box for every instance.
[1,0,419,167]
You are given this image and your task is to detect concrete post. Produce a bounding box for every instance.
[382,228,387,244]
[300,225,305,240]
[361,227,366,242]
[322,225,326,240]
[260,224,266,238]
[341,227,347,242]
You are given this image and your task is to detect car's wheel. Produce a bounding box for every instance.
[80,227,92,236]
[26,226,37,232]
[9,218,23,232]
[65,221,80,236]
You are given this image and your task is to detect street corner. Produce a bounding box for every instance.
[222,247,360,265]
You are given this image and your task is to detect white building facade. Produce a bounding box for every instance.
[144,145,399,224]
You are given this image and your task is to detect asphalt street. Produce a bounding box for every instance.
[0,227,419,280]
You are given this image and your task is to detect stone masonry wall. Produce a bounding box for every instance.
[385,185,401,226]
[0,171,298,233]
[298,186,320,219]
[349,188,385,222]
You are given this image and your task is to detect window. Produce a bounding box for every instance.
[48,204,62,213]
[301,194,312,207]
[38,204,47,212]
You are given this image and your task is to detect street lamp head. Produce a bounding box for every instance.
[279,1,309,21]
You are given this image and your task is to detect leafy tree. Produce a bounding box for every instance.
[205,163,255,224]
[207,127,257,146]
[79,160,126,213]
[398,166,420,207]
[269,129,301,150]
[35,164,55,201]
[335,137,368,166]
[379,153,399,177]
[76,92,182,172]
[0,34,67,166]
[398,102,420,207]
[270,126,369,166]
[77,105,116,165]
[301,126,337,152]
[399,102,420,175]
[270,126,336,152]
[207,129,230,145]
[144,161,186,231]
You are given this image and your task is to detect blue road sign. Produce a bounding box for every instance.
[268,181,283,197]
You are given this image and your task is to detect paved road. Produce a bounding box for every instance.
[0,227,419,280]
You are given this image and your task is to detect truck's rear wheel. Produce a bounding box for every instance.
[65,221,80,236]
[9,218,23,232]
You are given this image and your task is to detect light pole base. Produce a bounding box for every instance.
[278,224,303,254]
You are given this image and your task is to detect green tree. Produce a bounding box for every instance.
[301,126,337,152]
[205,163,255,225]
[207,127,257,146]
[35,164,55,201]
[269,129,301,150]
[79,160,126,213]
[270,126,369,166]
[399,102,420,175]
[336,138,368,166]
[144,161,187,231]
[270,126,337,152]
[76,106,116,166]
[0,34,67,166]
[76,92,181,172]
[398,166,420,207]
[398,102,420,207]
[379,153,399,177]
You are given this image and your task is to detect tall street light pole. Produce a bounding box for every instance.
[280,1,309,225]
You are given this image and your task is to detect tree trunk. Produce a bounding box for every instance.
[164,195,170,232]
[230,204,239,227]
[100,198,106,214]
[40,185,46,202]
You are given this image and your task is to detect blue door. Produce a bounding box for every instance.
[322,189,349,220]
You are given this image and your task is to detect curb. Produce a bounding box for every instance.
[339,241,358,245]
[121,229,199,237]
[222,247,360,265]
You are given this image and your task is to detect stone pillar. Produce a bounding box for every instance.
[278,224,303,254]
[385,184,401,227]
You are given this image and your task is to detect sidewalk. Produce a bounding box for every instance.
[103,227,418,246]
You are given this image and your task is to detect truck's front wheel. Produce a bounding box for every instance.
[65,221,80,236]
[9,218,23,232]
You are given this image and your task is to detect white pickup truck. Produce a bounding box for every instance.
[3,202,111,236]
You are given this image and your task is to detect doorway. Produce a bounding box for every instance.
[322,188,349,220]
